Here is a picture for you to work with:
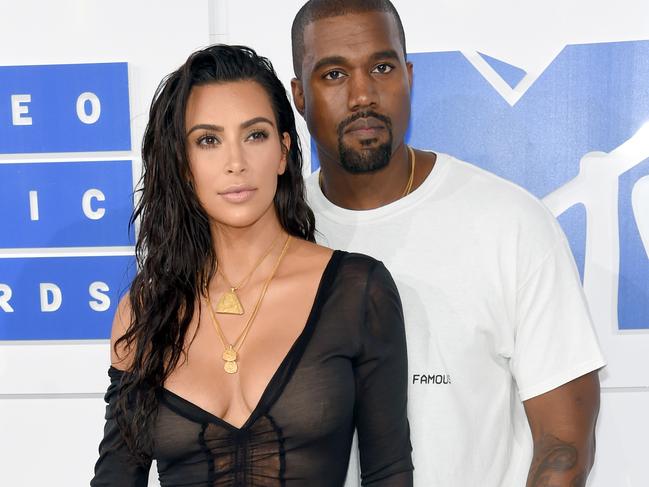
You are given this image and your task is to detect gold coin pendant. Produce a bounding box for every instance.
[222,347,238,362]
[224,360,238,374]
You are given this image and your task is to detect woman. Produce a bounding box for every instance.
[91,44,412,486]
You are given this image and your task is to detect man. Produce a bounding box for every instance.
[290,1,606,486]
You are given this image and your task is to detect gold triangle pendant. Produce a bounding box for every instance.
[215,288,244,315]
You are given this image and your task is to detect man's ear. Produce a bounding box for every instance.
[279,132,291,175]
[406,61,414,90]
[291,78,306,117]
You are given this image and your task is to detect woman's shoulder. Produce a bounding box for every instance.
[335,250,382,268]
[110,293,136,371]
[328,251,393,296]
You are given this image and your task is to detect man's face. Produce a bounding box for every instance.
[292,11,412,173]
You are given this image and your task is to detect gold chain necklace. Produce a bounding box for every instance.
[402,145,416,197]
[214,232,282,315]
[205,235,291,374]
[318,145,416,197]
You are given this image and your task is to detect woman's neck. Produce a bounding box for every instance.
[210,214,286,285]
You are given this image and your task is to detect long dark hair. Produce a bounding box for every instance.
[115,44,315,461]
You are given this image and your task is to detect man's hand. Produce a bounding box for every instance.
[524,371,601,487]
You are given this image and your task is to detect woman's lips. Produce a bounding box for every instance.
[219,187,257,203]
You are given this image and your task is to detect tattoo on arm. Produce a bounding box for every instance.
[570,472,587,487]
[529,434,586,487]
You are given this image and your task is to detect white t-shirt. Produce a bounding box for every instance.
[306,153,606,487]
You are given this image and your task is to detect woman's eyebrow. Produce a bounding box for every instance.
[186,123,223,136]
[186,117,275,136]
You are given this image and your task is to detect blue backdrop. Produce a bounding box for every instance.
[0,62,135,341]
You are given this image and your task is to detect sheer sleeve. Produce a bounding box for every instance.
[91,367,151,487]
[354,261,413,486]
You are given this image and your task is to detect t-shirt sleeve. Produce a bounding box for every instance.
[354,261,413,486]
[91,367,151,487]
[511,227,606,401]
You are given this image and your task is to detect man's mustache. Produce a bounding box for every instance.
[337,110,393,137]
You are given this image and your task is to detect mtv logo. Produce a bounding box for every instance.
[407,39,649,332]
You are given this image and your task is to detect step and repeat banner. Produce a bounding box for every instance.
[0,0,647,485]
[3,2,644,386]
[0,62,135,341]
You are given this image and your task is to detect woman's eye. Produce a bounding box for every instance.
[247,130,269,141]
[197,135,219,147]
[323,70,345,80]
[373,63,394,74]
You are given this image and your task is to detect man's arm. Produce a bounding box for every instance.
[523,371,601,487]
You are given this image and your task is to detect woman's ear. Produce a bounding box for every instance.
[279,132,291,175]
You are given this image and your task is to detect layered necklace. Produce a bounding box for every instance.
[318,145,416,197]
[205,235,291,374]
[213,232,281,315]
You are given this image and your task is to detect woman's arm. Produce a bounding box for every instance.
[90,367,152,486]
[91,296,152,486]
[354,261,413,486]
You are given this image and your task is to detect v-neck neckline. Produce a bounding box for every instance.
[159,249,344,432]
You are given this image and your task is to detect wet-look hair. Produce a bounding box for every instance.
[114,44,315,461]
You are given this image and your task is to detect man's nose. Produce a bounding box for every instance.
[348,72,378,111]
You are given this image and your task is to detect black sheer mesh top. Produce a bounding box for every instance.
[91,251,413,486]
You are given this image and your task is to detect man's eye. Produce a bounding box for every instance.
[323,70,345,80]
[197,135,219,147]
[373,64,394,74]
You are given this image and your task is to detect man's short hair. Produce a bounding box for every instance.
[291,0,407,78]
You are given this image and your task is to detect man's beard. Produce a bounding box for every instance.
[336,111,393,174]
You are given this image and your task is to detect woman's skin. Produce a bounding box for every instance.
[111,80,332,429]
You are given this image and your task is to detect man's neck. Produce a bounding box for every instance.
[318,145,436,210]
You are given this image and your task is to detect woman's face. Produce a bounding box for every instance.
[185,80,290,231]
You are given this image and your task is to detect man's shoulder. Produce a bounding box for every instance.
[444,154,554,220]
[444,155,534,200]
[435,154,565,250]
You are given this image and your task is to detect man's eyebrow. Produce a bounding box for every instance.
[370,49,400,62]
[186,117,274,136]
[312,55,348,73]
[311,50,401,74]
